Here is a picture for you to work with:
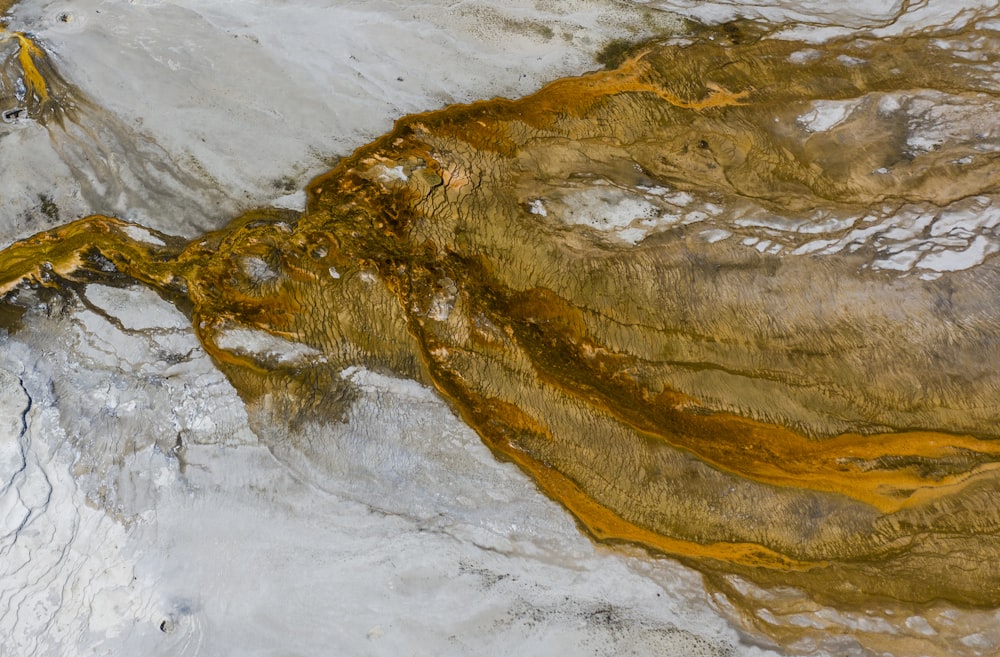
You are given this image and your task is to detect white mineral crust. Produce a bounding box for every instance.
[2,0,1000,655]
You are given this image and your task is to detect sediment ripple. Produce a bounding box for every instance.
[3,15,1000,655]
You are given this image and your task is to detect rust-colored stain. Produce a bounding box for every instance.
[4,22,1000,630]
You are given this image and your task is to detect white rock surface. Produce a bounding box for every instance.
[0,288,775,657]
[3,1,1000,656]
[1,0,683,244]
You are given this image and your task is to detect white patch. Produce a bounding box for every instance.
[215,327,326,366]
[791,239,838,255]
[878,94,902,115]
[554,186,664,245]
[122,224,166,246]
[242,256,279,283]
[426,278,457,322]
[272,190,307,211]
[908,134,944,152]
[84,284,191,331]
[700,228,732,243]
[917,235,999,272]
[872,249,923,271]
[735,215,802,232]
[798,99,858,132]
[529,199,548,216]
[788,49,821,64]
[801,214,857,234]
[933,201,1000,236]
[636,185,671,196]
[905,615,938,636]
[376,165,408,182]
[664,191,694,206]
[617,227,650,244]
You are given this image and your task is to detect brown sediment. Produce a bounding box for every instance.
[1,26,77,124]
[3,18,1000,639]
[12,31,47,101]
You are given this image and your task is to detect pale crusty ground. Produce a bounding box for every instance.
[2,1,1000,656]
